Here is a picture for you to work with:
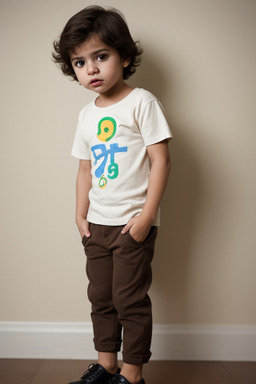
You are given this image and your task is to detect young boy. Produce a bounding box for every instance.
[53,6,172,384]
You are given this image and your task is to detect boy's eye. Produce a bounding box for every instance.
[97,54,108,61]
[75,60,85,68]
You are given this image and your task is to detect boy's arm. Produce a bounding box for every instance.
[75,159,92,238]
[121,140,171,242]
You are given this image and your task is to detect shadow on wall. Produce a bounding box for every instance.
[129,51,202,324]
[128,50,167,101]
[156,131,202,323]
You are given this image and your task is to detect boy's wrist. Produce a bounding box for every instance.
[139,209,156,225]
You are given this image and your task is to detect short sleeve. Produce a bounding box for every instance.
[71,116,90,160]
[138,99,172,146]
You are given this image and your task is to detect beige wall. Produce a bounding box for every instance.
[0,0,255,325]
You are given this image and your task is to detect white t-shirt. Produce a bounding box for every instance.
[71,87,172,226]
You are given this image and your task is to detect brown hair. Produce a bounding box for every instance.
[52,5,143,81]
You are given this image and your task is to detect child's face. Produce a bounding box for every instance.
[70,34,130,97]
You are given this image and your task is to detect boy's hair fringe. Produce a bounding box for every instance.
[52,5,143,81]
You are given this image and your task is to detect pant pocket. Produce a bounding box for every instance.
[81,234,90,247]
[126,226,158,246]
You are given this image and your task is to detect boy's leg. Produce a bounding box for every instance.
[98,352,118,374]
[82,224,122,363]
[113,226,158,383]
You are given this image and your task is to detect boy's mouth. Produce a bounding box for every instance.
[90,78,103,87]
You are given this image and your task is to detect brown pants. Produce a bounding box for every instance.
[82,223,158,365]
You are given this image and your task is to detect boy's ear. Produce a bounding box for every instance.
[122,57,131,68]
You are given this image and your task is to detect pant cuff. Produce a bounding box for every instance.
[95,341,121,353]
[122,352,152,365]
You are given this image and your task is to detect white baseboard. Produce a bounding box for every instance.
[0,322,256,361]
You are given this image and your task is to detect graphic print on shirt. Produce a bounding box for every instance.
[91,117,128,189]
[97,116,116,142]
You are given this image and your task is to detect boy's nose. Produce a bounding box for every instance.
[87,62,99,75]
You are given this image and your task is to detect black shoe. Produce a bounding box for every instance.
[68,363,120,384]
[106,374,145,384]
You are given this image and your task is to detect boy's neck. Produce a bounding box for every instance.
[95,82,134,108]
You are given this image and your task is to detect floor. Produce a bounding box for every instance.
[0,359,256,384]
